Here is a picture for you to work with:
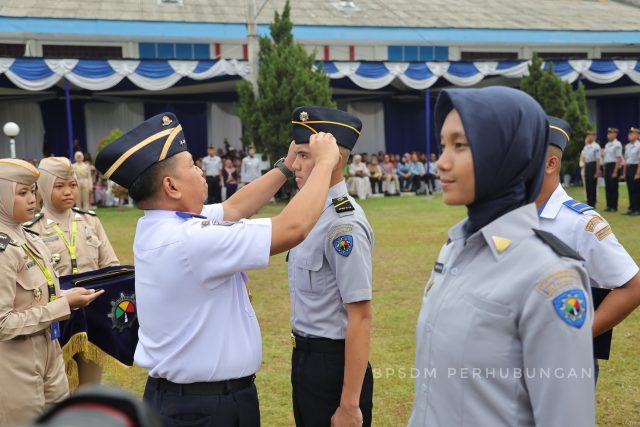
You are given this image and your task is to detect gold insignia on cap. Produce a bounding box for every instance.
[299,111,309,122]
[33,288,42,302]
[162,115,173,127]
[491,236,512,254]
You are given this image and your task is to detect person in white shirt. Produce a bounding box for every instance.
[536,116,640,382]
[581,130,601,208]
[241,146,262,185]
[602,127,624,212]
[201,145,222,203]
[95,112,341,426]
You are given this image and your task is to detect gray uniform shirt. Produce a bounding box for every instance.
[288,180,373,339]
[409,204,595,427]
[625,141,640,165]
[603,139,623,164]
[582,142,601,163]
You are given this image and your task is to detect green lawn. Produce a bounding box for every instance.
[97,186,640,426]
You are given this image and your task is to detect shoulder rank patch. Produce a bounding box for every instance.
[595,224,612,241]
[332,197,355,214]
[23,228,40,236]
[552,289,587,329]
[533,229,583,261]
[0,233,10,252]
[22,212,44,228]
[72,207,97,216]
[333,235,353,257]
[584,215,605,233]
[327,224,354,241]
[535,269,580,299]
[562,199,593,214]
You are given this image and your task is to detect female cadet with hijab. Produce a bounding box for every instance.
[408,87,595,427]
[0,159,103,425]
[23,157,120,388]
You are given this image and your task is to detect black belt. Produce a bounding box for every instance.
[292,333,345,353]
[148,375,255,395]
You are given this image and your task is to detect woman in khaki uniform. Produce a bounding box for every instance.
[0,158,103,425]
[72,151,92,210]
[25,157,119,388]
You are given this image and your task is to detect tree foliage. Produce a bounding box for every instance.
[521,53,594,175]
[237,1,335,161]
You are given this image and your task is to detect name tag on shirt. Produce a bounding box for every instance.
[50,322,61,340]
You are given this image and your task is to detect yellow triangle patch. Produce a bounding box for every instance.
[491,236,512,254]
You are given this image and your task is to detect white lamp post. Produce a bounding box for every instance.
[3,122,20,159]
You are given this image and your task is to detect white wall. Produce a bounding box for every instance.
[0,102,45,160]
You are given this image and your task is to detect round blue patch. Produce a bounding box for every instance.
[332,235,353,257]
[552,289,587,329]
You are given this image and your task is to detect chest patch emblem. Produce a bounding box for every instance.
[333,235,353,257]
[552,289,587,329]
[108,292,137,332]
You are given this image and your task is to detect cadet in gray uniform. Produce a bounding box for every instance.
[602,127,623,212]
[582,130,601,208]
[623,127,640,215]
[288,107,374,427]
[409,87,595,427]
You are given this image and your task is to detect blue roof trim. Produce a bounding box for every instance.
[72,60,114,78]
[9,58,54,80]
[135,60,175,78]
[2,17,640,44]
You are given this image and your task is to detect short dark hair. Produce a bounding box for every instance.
[128,156,179,205]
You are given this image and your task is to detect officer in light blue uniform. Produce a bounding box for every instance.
[536,117,640,382]
[409,88,595,427]
[95,112,341,427]
[288,107,374,427]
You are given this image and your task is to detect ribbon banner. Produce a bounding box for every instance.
[1,58,639,91]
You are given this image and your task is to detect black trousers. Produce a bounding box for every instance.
[143,377,260,427]
[626,164,640,212]
[585,162,598,207]
[604,163,619,210]
[291,348,373,427]
[206,175,222,204]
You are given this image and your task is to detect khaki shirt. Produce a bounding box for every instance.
[0,226,70,340]
[26,207,119,276]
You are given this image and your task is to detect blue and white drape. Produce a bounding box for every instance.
[1,58,640,91]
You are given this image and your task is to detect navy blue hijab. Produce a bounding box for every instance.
[434,86,549,236]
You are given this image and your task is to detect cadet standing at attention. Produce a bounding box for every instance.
[623,127,640,215]
[602,127,623,212]
[536,117,640,381]
[288,107,374,427]
[0,159,102,425]
[95,112,340,427]
[24,156,120,388]
[408,87,595,427]
[582,130,601,208]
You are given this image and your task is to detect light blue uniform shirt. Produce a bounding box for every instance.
[133,204,272,383]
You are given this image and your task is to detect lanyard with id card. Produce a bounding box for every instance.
[22,244,61,340]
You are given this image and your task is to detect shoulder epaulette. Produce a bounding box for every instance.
[332,197,355,214]
[533,229,583,261]
[562,199,593,214]
[0,233,10,252]
[22,212,44,228]
[72,207,97,216]
[23,228,40,236]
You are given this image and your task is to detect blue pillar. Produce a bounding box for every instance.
[64,78,74,159]
[425,87,431,172]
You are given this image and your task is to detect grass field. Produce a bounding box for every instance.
[97,186,640,426]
